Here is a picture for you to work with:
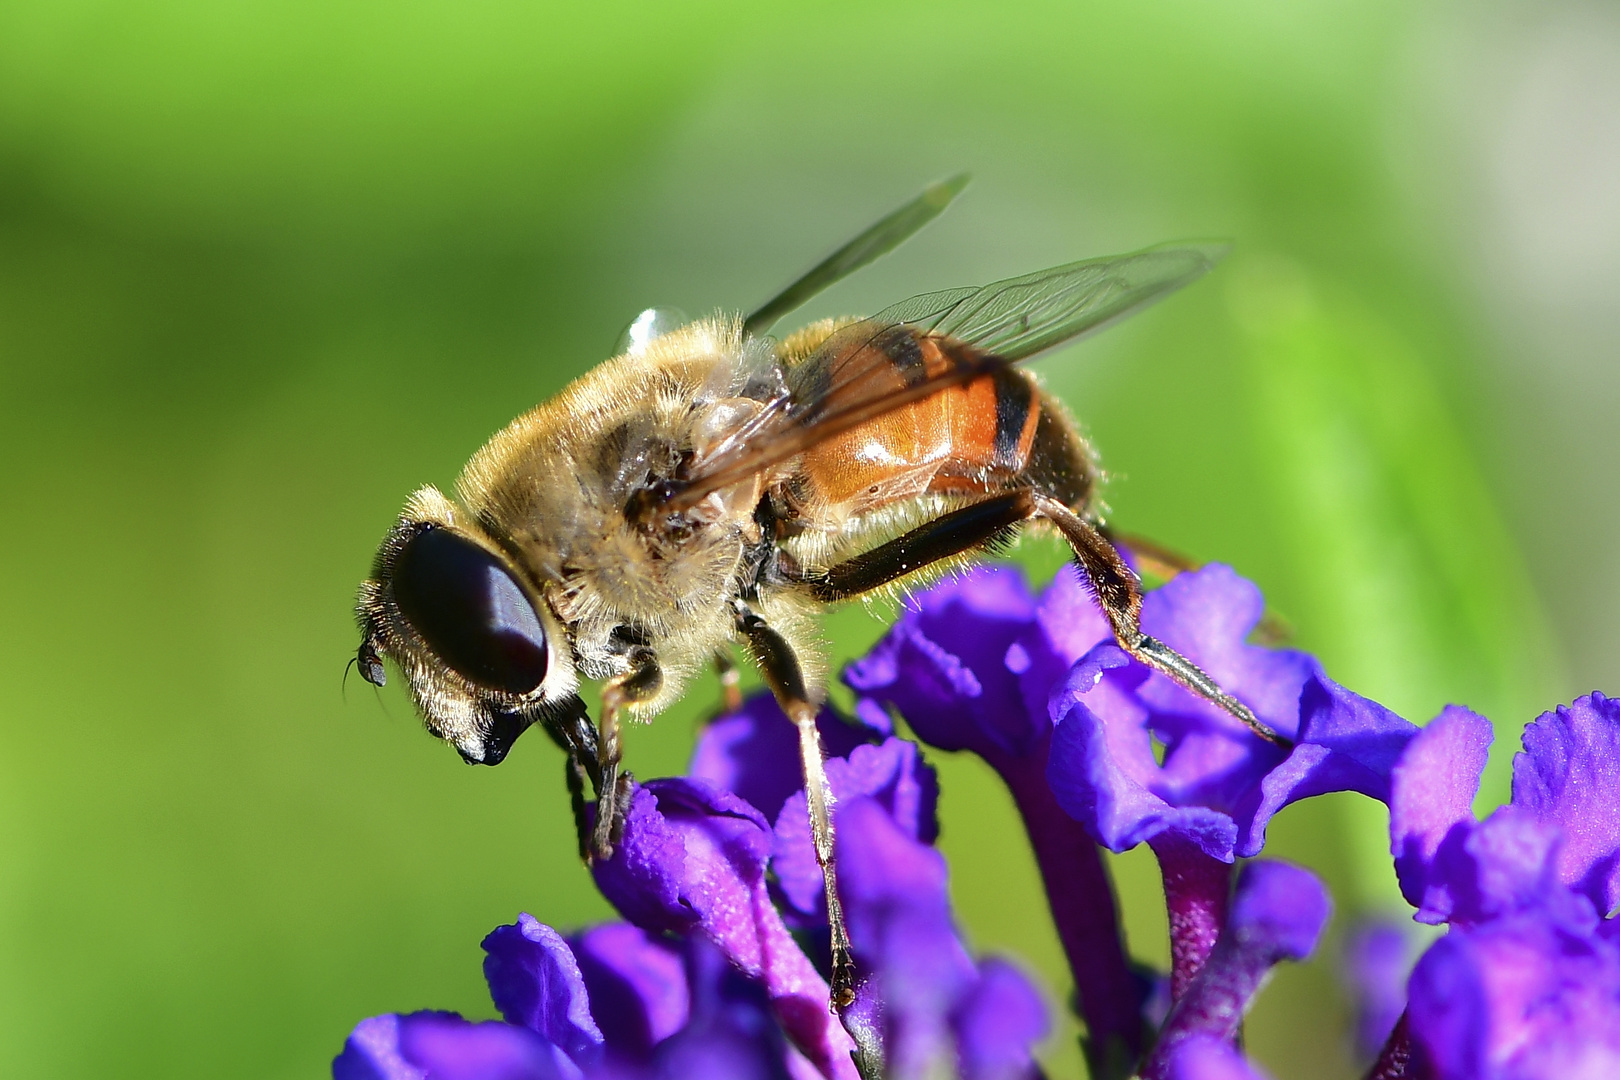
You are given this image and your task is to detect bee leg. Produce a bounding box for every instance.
[714,650,744,713]
[563,751,592,862]
[530,696,601,862]
[806,490,1035,602]
[1031,493,1289,746]
[733,602,858,1013]
[803,488,1286,746]
[592,647,662,862]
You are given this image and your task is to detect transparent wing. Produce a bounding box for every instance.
[740,174,971,338]
[871,241,1228,361]
[668,242,1227,509]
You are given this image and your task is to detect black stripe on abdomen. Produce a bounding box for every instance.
[991,370,1035,468]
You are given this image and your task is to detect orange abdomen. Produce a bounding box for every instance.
[796,330,1040,509]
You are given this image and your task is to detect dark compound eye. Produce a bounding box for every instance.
[390,526,549,695]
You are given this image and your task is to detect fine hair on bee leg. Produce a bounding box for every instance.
[592,647,662,861]
[732,601,858,1011]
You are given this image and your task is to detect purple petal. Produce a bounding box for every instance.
[1161,1035,1273,1080]
[571,923,689,1062]
[1047,650,1240,861]
[835,796,979,1080]
[1239,676,1418,857]
[1342,920,1412,1059]
[593,779,772,938]
[334,1012,576,1080]
[1408,910,1620,1079]
[1460,806,1568,922]
[399,1015,578,1080]
[1135,566,1319,745]
[335,1014,428,1080]
[950,958,1049,1080]
[1104,568,1328,859]
[845,566,1046,760]
[689,695,877,824]
[482,915,603,1069]
[1029,564,1114,674]
[1512,691,1620,917]
[1045,575,1401,865]
[592,778,857,1080]
[1011,565,1114,726]
[772,737,939,922]
[1388,705,1494,922]
[1227,859,1332,961]
[651,938,794,1080]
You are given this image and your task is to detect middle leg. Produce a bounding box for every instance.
[733,601,858,1011]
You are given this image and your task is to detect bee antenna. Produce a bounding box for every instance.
[342,655,357,702]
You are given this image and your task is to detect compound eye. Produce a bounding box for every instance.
[390,527,549,694]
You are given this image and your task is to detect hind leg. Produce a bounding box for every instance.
[1029,493,1285,744]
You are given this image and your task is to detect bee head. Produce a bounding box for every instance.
[356,486,579,765]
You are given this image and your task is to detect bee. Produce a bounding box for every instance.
[355,176,1281,1008]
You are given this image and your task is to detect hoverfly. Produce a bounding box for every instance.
[355,176,1281,1009]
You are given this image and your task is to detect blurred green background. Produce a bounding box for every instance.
[3,1,1617,1077]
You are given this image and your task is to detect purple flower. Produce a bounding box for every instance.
[1377,692,1620,1079]
[846,566,1146,1069]
[689,693,1048,1080]
[335,558,1620,1080]
[1407,908,1620,1079]
[689,696,880,826]
[1389,692,1620,928]
[590,778,858,1080]
[1040,566,1414,1000]
[846,566,1083,764]
[834,795,1048,1080]
[483,916,605,1071]
[570,924,689,1064]
[770,736,938,926]
[1045,567,1416,865]
[645,937,798,1080]
[334,1012,580,1080]
[1510,692,1620,917]
[335,933,808,1080]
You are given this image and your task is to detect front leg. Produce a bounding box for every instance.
[733,601,858,1012]
[591,645,661,861]
[526,696,600,862]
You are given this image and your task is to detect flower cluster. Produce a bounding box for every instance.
[1379,691,1620,1077]
[335,563,1620,1080]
